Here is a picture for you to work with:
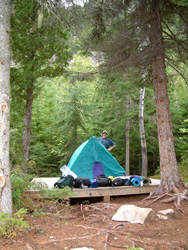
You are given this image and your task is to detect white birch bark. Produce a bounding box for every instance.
[0,0,13,215]
[139,88,148,177]
[125,93,130,175]
[22,87,33,167]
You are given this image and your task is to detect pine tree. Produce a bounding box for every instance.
[10,0,70,168]
[83,0,187,193]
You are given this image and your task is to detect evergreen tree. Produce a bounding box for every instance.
[83,0,188,193]
[10,0,70,169]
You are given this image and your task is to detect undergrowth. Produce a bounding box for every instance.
[11,173,34,209]
[178,155,188,183]
[39,186,76,201]
[7,168,75,237]
[0,208,29,238]
[150,156,188,184]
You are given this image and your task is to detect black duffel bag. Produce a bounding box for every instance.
[74,177,91,188]
[96,174,112,187]
[113,177,124,186]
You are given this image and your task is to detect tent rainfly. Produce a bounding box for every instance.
[67,136,126,179]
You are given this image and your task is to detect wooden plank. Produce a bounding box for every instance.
[71,184,159,198]
[103,196,111,202]
[29,177,160,199]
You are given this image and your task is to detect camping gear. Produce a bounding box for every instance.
[60,165,77,178]
[142,177,151,186]
[108,176,115,181]
[67,136,125,179]
[124,178,131,186]
[74,177,91,188]
[113,177,124,186]
[131,178,141,187]
[130,175,143,181]
[96,174,112,187]
[90,180,99,188]
[54,175,74,189]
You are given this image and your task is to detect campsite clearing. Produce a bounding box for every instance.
[0,192,188,250]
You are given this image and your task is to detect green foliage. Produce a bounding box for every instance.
[39,186,76,201]
[0,208,29,238]
[179,119,188,133]
[128,248,145,250]
[11,168,34,209]
[176,0,188,6]
[9,0,188,179]
[10,0,71,169]
[10,0,70,77]
[179,155,188,183]
[32,207,47,217]
[28,53,96,173]
[82,200,90,205]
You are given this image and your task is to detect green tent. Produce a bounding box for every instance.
[67,136,126,179]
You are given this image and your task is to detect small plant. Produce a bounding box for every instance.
[0,208,29,238]
[82,200,90,205]
[39,186,76,201]
[11,170,34,209]
[179,155,188,183]
[32,207,47,217]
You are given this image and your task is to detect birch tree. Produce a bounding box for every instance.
[125,93,130,175]
[0,0,12,215]
[139,88,148,177]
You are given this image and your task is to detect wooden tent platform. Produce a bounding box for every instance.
[30,177,160,202]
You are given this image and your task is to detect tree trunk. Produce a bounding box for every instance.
[22,86,34,168]
[139,88,148,177]
[0,0,13,215]
[151,0,183,193]
[125,93,130,175]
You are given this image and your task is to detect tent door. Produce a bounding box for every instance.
[93,161,105,179]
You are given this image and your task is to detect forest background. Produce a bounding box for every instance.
[9,0,188,182]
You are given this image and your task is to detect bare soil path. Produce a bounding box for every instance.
[0,193,188,250]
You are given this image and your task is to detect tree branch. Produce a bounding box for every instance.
[162,21,188,54]
[165,59,188,85]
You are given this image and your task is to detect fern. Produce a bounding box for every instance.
[11,172,34,209]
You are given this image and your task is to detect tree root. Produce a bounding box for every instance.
[161,190,188,212]
[105,231,133,249]
[146,193,173,205]
[112,223,125,229]
[40,229,106,245]
[145,189,188,212]
[80,203,86,220]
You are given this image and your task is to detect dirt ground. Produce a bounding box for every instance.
[0,192,188,250]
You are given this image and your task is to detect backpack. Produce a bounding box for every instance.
[113,177,124,186]
[54,175,74,189]
[74,177,91,188]
[96,174,112,187]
